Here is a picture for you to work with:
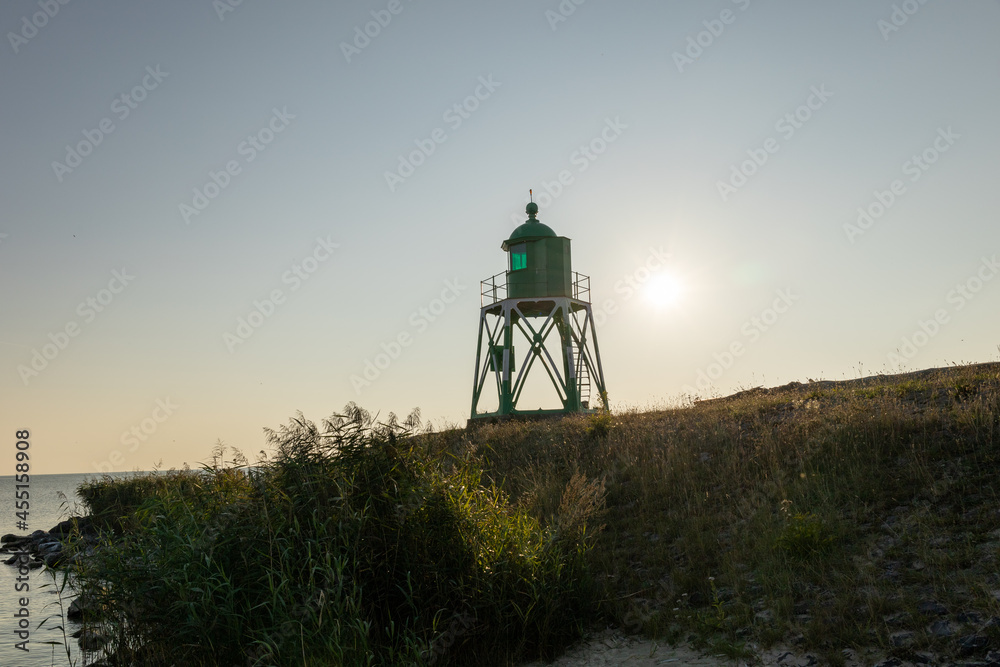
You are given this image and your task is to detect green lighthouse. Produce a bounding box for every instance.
[471,199,607,420]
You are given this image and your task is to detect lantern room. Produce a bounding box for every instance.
[501,202,572,299]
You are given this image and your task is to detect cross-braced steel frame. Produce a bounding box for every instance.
[470,296,607,420]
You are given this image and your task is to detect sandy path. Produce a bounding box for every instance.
[520,630,873,667]
[520,630,743,666]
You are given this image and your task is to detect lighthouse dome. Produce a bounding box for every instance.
[502,202,557,251]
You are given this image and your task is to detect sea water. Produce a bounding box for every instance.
[1,473,106,667]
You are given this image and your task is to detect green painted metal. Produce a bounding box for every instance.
[470,201,608,421]
[503,204,573,299]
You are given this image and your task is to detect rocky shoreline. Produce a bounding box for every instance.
[2,516,109,657]
[1,516,98,572]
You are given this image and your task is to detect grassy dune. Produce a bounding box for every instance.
[458,362,1000,664]
[74,362,1000,665]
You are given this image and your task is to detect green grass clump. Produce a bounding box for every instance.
[73,406,599,666]
[775,511,835,557]
[77,468,203,531]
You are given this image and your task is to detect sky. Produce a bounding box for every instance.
[1,0,998,475]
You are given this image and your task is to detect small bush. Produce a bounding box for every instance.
[775,512,835,557]
[585,412,613,439]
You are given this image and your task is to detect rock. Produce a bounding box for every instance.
[912,652,935,664]
[927,619,954,637]
[874,658,902,667]
[884,611,911,626]
[1,533,24,544]
[890,631,915,648]
[984,649,1000,665]
[918,600,948,616]
[49,516,95,538]
[959,611,984,624]
[77,628,107,652]
[38,541,62,554]
[1,535,30,550]
[27,560,44,570]
[960,634,990,656]
[68,596,100,622]
[755,609,774,623]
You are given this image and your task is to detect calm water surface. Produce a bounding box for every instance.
[1,473,117,667]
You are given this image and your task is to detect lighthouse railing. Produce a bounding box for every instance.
[571,272,590,302]
[481,272,508,307]
[480,271,591,306]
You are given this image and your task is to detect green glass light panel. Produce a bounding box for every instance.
[510,244,527,271]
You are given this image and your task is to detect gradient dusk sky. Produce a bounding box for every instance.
[2,1,998,474]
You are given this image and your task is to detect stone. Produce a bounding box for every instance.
[927,619,954,637]
[918,600,948,616]
[77,628,107,652]
[959,634,989,656]
[68,596,100,622]
[890,631,915,647]
[874,658,902,667]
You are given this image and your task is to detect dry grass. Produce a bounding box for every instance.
[425,362,1000,663]
[73,362,1000,665]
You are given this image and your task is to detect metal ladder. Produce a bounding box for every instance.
[577,352,591,408]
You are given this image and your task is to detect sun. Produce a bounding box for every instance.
[643,273,683,308]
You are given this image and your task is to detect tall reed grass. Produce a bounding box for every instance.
[73,405,600,666]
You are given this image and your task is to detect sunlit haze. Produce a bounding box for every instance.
[2,1,999,473]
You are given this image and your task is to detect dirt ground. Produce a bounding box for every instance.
[520,629,876,667]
